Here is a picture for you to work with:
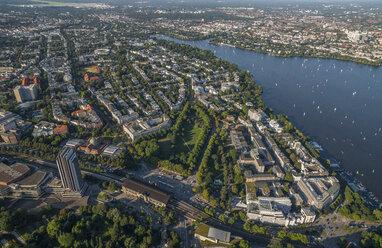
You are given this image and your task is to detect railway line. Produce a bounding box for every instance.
[168,198,317,248]
[168,198,271,245]
[168,198,210,220]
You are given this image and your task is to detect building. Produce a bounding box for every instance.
[84,73,100,81]
[272,165,285,179]
[122,178,171,207]
[94,48,110,55]
[248,108,262,122]
[70,104,103,129]
[77,137,108,155]
[9,171,51,198]
[238,152,265,173]
[0,162,30,186]
[21,75,39,88]
[64,139,84,149]
[14,84,38,103]
[297,177,340,209]
[0,162,53,198]
[0,67,14,80]
[246,173,279,183]
[230,129,248,152]
[0,111,31,144]
[56,147,84,192]
[32,121,68,137]
[0,131,20,144]
[301,207,316,223]
[123,115,172,141]
[102,145,124,158]
[247,196,294,226]
[248,109,268,122]
[195,223,231,244]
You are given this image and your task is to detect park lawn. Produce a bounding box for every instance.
[184,124,202,147]
[158,119,202,158]
[175,119,201,153]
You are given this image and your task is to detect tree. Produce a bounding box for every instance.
[373,209,382,220]
[243,222,251,232]
[47,219,61,237]
[124,237,137,248]
[269,239,283,248]
[228,217,235,225]
[0,210,12,231]
[57,233,74,248]
[284,171,293,183]
[239,240,250,248]
[202,189,210,201]
[218,214,227,223]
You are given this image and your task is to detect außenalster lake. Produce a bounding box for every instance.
[159,36,382,200]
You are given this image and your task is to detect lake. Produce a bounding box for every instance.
[159,36,382,200]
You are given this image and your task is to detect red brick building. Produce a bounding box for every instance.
[21,76,40,88]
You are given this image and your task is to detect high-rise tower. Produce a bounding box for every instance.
[56,147,84,192]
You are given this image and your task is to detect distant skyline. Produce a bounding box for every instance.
[2,0,381,8]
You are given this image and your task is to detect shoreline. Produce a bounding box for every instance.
[157,34,381,207]
[157,33,381,67]
[209,40,382,67]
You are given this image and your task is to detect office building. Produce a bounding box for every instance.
[13,84,38,103]
[56,147,84,192]
[297,177,340,209]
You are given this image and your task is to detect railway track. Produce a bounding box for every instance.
[168,198,317,248]
[168,198,209,220]
[168,198,271,244]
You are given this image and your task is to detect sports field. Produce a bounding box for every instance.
[25,0,100,7]
[83,66,100,74]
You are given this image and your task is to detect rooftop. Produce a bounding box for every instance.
[123,178,171,205]
[208,227,231,243]
[0,162,30,185]
[16,171,47,187]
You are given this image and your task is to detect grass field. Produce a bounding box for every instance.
[183,123,202,148]
[175,119,202,153]
[19,0,100,7]
[83,66,100,74]
[158,117,202,158]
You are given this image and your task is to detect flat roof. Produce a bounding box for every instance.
[103,145,119,154]
[65,139,84,148]
[46,177,62,188]
[246,182,256,194]
[195,223,210,237]
[302,207,315,217]
[16,171,47,187]
[252,173,274,178]
[123,178,171,205]
[0,163,30,185]
[208,227,231,243]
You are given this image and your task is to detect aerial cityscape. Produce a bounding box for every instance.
[0,0,381,247]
